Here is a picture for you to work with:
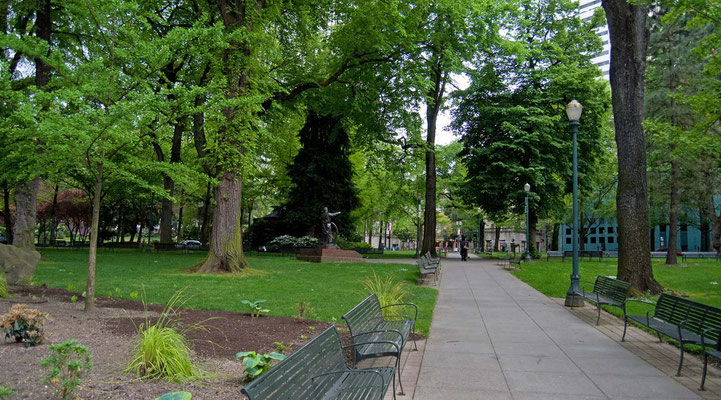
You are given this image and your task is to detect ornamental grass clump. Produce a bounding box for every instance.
[126,289,206,382]
[1,303,49,346]
[363,270,407,315]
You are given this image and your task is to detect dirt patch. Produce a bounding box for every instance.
[0,287,334,400]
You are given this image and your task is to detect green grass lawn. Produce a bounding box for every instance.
[512,258,721,318]
[33,249,437,335]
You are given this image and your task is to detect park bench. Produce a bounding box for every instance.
[623,293,721,376]
[581,276,632,325]
[546,250,563,261]
[650,251,667,258]
[342,293,418,396]
[241,326,396,400]
[682,252,719,262]
[701,329,721,390]
[561,250,602,262]
[416,255,439,283]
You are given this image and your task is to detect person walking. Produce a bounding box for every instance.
[460,237,469,261]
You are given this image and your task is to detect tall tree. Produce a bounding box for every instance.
[454,0,610,257]
[603,0,662,293]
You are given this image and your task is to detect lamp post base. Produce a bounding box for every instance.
[564,292,584,307]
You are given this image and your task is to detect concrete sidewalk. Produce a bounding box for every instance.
[414,254,702,400]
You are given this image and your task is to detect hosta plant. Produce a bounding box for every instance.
[241,300,269,318]
[235,351,286,381]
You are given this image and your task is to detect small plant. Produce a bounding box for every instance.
[155,392,191,400]
[295,300,313,319]
[300,334,307,340]
[126,289,206,382]
[41,339,93,400]
[69,295,78,303]
[1,304,49,346]
[0,274,8,298]
[129,291,139,299]
[308,326,315,333]
[272,341,292,354]
[241,299,269,318]
[235,351,286,381]
[0,386,15,399]
[66,284,76,292]
[363,269,407,315]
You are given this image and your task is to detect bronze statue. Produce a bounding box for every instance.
[320,207,341,247]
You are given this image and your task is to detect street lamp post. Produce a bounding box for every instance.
[478,208,482,253]
[524,183,531,261]
[565,100,585,307]
[415,194,422,258]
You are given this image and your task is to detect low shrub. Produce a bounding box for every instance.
[267,235,319,250]
[126,289,205,382]
[363,270,407,315]
[336,237,372,250]
[1,304,49,346]
[235,351,286,381]
[41,339,93,400]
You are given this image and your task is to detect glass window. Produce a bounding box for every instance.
[608,227,615,234]
[566,228,572,235]
[566,238,572,244]
[599,227,605,234]
[600,237,605,244]
[608,236,615,243]
[591,227,596,234]
[591,237,597,244]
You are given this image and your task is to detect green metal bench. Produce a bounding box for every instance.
[416,256,438,283]
[241,326,396,400]
[581,276,632,325]
[623,293,721,376]
[342,293,417,395]
[701,328,721,390]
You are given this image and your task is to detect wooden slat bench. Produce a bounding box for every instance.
[623,293,721,376]
[241,326,396,400]
[701,329,721,390]
[342,294,417,395]
[581,276,632,325]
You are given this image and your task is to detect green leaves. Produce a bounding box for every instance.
[241,299,270,318]
[156,392,192,400]
[41,339,93,400]
[235,351,287,381]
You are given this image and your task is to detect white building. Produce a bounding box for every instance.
[579,0,610,79]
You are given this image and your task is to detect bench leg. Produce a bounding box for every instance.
[657,331,663,343]
[391,369,397,400]
[676,344,685,377]
[595,304,601,326]
[621,317,628,341]
[396,350,405,395]
[700,353,708,391]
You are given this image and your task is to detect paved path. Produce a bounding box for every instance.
[414,254,702,400]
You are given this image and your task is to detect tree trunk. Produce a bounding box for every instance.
[200,182,211,245]
[378,219,384,249]
[707,193,721,254]
[12,177,40,249]
[85,163,103,311]
[551,223,560,251]
[666,156,679,264]
[494,226,501,251]
[368,218,373,245]
[176,203,183,241]
[3,181,12,244]
[194,172,247,273]
[603,0,662,293]
[421,68,448,257]
[49,184,58,242]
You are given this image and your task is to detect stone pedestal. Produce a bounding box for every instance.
[297,248,366,263]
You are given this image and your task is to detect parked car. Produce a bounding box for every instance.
[176,240,202,249]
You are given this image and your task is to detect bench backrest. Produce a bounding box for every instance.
[654,294,721,344]
[343,293,383,337]
[241,327,347,400]
[592,276,632,304]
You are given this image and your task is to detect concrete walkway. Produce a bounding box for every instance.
[414,254,702,400]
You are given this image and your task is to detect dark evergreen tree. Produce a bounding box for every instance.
[283,112,359,240]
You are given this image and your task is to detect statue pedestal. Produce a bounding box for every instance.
[297,248,366,263]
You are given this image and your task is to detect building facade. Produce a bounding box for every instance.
[578,0,610,78]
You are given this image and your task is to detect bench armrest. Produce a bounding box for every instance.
[352,329,404,342]
[343,340,401,355]
[311,368,386,390]
[701,328,721,349]
[381,303,418,321]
